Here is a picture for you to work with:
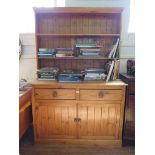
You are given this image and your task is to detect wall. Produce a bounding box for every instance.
[19,0,135,82]
[19,33,36,82]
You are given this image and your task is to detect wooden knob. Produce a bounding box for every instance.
[98,91,104,98]
[35,106,39,110]
[78,118,81,122]
[53,91,57,97]
[74,118,77,122]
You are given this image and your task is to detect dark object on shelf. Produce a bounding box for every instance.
[119,73,135,146]
[58,70,84,82]
[38,48,55,58]
[83,68,106,81]
[127,60,135,76]
[55,48,74,57]
[37,67,59,80]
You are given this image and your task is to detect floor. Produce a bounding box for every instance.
[19,127,135,155]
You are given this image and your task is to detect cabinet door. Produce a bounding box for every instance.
[78,101,121,140]
[35,100,77,139]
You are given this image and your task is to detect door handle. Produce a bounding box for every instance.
[74,118,81,122]
[52,91,57,97]
[98,91,104,98]
[74,118,78,122]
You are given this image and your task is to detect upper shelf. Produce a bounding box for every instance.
[38,57,119,60]
[33,7,124,14]
[36,33,120,37]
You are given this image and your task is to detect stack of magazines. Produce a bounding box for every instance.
[84,68,106,81]
[57,70,84,82]
[74,43,101,58]
[37,67,59,80]
[38,48,55,57]
[55,48,74,57]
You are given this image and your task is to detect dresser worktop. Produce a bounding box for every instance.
[30,79,127,89]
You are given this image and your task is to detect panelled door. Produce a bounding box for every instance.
[35,100,77,139]
[77,101,121,140]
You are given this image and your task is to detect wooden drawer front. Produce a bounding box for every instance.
[80,89,122,101]
[35,89,76,100]
[128,82,135,94]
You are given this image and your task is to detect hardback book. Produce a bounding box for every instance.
[108,38,120,58]
[106,61,115,82]
[75,43,97,48]
[112,60,120,80]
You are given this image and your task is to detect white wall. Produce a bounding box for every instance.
[19,0,135,82]
[19,33,37,82]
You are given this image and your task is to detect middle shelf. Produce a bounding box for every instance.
[38,57,118,60]
[36,33,120,37]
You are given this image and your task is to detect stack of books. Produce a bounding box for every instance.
[84,68,106,81]
[37,67,59,80]
[38,48,55,58]
[55,48,74,57]
[57,70,84,82]
[74,43,102,58]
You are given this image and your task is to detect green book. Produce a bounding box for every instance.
[75,43,97,47]
[78,55,99,58]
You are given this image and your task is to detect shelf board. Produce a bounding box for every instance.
[36,33,120,37]
[38,57,118,60]
[33,7,123,14]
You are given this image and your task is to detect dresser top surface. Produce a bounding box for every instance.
[30,79,127,87]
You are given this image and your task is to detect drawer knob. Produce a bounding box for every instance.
[98,91,104,98]
[52,91,57,97]
[74,118,81,122]
[35,106,39,110]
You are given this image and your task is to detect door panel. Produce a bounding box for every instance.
[35,100,77,139]
[78,102,120,140]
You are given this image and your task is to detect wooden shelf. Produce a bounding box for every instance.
[36,33,120,37]
[34,7,122,70]
[33,7,123,14]
[38,57,118,60]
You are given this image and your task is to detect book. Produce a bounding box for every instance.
[112,60,120,80]
[80,48,101,52]
[78,55,99,58]
[56,54,74,57]
[75,43,97,47]
[112,38,120,58]
[82,52,99,56]
[106,61,115,82]
[108,38,120,58]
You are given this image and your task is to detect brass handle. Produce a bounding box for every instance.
[52,91,57,97]
[98,91,104,98]
[35,93,38,96]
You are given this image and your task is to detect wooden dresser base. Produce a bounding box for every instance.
[31,80,126,147]
[35,138,122,147]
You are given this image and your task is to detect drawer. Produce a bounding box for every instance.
[80,89,122,101]
[35,89,76,100]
